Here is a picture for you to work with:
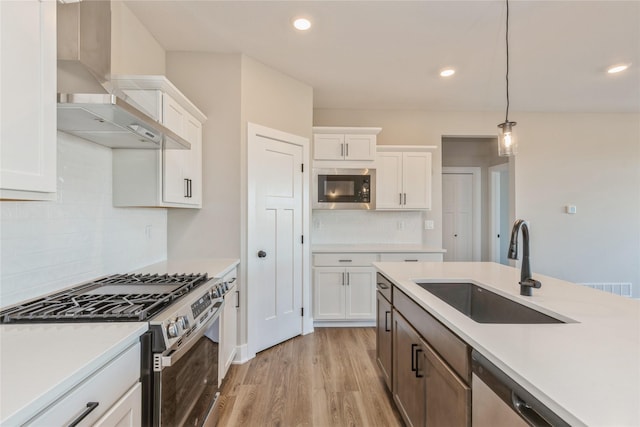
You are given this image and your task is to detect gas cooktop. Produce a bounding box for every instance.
[0,273,210,323]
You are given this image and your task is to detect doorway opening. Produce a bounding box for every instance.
[441,136,513,263]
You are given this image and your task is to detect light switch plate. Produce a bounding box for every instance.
[424,220,434,230]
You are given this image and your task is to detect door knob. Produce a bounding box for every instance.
[257,250,267,258]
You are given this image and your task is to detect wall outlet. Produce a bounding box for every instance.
[145,225,152,240]
[424,220,434,230]
[397,220,405,230]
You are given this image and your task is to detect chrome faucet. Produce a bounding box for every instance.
[508,219,542,296]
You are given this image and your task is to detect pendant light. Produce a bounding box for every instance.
[498,0,517,157]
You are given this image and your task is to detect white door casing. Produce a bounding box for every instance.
[489,163,510,264]
[247,123,310,357]
[442,168,481,262]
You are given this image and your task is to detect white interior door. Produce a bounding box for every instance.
[443,173,474,261]
[249,128,304,354]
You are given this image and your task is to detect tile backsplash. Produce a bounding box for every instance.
[0,132,167,307]
[311,210,424,245]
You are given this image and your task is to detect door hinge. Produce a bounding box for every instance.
[301,307,304,316]
[301,235,304,244]
[301,163,304,172]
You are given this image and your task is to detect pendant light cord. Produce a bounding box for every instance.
[505,0,510,123]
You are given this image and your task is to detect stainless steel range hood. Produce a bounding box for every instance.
[56,1,189,150]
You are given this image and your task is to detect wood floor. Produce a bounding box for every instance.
[216,327,404,427]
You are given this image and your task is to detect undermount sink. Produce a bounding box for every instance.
[416,282,565,324]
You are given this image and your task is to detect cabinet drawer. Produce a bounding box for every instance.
[379,252,443,262]
[376,272,393,302]
[26,343,140,426]
[393,287,470,383]
[313,253,378,266]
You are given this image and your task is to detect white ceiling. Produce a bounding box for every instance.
[124,1,640,113]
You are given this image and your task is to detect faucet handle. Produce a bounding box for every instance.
[519,278,542,296]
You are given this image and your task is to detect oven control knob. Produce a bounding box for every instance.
[177,315,190,330]
[166,321,180,338]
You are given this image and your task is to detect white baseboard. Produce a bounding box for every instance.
[313,320,375,328]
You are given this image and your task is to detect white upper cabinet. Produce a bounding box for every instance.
[313,127,381,163]
[1,0,57,201]
[376,146,434,210]
[111,76,206,208]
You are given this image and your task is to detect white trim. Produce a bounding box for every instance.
[312,126,382,135]
[313,320,376,328]
[489,163,509,263]
[442,167,482,262]
[376,145,437,152]
[246,122,310,360]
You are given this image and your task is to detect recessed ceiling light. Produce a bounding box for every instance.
[607,64,629,74]
[293,17,311,31]
[440,68,455,77]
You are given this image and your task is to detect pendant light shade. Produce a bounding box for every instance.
[498,121,517,156]
[497,0,517,157]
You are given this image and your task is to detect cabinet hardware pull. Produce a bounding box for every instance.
[235,290,240,308]
[184,178,189,198]
[341,143,344,157]
[411,343,419,372]
[377,282,389,289]
[399,193,403,205]
[384,311,391,332]
[346,272,350,286]
[415,348,424,378]
[403,193,407,205]
[342,272,346,286]
[188,179,193,198]
[346,143,349,157]
[404,259,418,262]
[68,402,99,427]
[338,259,352,262]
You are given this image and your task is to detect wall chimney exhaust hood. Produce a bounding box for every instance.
[56,1,190,150]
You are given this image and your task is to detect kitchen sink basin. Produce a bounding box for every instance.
[416,282,565,324]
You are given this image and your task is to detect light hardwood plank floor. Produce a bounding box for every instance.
[217,327,404,427]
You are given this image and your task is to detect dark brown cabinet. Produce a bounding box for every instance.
[378,273,471,427]
[376,290,392,390]
[392,310,426,427]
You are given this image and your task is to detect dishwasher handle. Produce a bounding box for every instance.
[512,392,553,426]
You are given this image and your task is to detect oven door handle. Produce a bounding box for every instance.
[160,300,224,368]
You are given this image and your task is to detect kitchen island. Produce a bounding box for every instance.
[374,261,640,427]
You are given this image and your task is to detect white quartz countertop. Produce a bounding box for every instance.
[133,257,239,278]
[312,244,446,253]
[0,322,147,425]
[374,261,640,427]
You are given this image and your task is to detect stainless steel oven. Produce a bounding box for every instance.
[313,168,376,209]
[142,297,224,427]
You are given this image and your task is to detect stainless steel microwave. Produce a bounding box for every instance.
[313,168,376,209]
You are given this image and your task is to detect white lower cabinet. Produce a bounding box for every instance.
[314,267,376,321]
[93,382,142,427]
[25,343,141,426]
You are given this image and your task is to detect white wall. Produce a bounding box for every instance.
[0,133,167,307]
[314,109,640,297]
[111,1,165,75]
[165,52,242,260]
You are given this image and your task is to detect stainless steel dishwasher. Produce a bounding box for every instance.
[471,350,570,427]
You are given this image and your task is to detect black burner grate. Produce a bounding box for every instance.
[0,273,209,323]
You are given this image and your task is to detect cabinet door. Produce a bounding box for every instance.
[182,113,202,206]
[393,311,426,427]
[313,134,345,160]
[402,152,432,210]
[162,94,188,204]
[422,339,471,426]
[376,292,392,391]
[313,268,346,319]
[0,0,56,200]
[344,134,376,160]
[93,382,142,427]
[345,267,376,319]
[376,152,403,209]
